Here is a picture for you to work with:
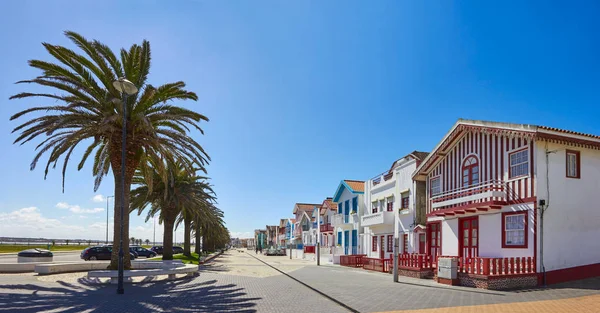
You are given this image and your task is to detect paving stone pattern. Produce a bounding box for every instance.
[0,251,598,313]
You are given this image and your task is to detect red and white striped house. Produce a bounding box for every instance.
[413,119,600,289]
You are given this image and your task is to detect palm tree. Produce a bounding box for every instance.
[176,187,217,256]
[129,237,135,245]
[131,161,214,260]
[9,31,209,269]
[192,203,224,254]
[145,239,150,245]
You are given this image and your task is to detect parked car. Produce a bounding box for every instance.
[80,246,137,261]
[149,246,183,255]
[105,245,139,259]
[130,246,157,258]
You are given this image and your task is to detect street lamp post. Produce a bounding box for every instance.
[106,196,114,244]
[112,77,138,295]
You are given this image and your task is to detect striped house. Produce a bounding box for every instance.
[413,119,600,289]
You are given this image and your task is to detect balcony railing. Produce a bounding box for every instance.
[363,257,392,273]
[430,180,507,209]
[320,223,334,232]
[332,214,358,228]
[361,211,394,227]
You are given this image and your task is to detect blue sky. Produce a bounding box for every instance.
[0,1,599,240]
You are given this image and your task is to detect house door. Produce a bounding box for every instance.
[351,230,358,254]
[379,236,385,259]
[344,230,349,255]
[427,222,441,256]
[418,233,426,254]
[459,217,478,258]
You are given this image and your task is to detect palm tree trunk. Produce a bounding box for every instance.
[194,224,201,254]
[183,215,191,256]
[162,210,176,260]
[109,171,132,270]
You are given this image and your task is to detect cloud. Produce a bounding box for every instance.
[92,195,105,203]
[0,207,86,238]
[230,231,253,239]
[55,202,104,214]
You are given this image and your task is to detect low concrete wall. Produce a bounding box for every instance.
[0,261,104,273]
[35,262,108,275]
[398,268,434,279]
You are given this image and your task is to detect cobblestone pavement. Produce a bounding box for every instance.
[251,252,600,313]
[0,251,598,313]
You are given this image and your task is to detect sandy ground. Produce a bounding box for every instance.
[199,250,314,278]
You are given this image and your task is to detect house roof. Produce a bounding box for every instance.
[332,180,365,202]
[279,219,287,228]
[344,180,365,192]
[413,118,600,179]
[292,203,320,214]
[320,197,337,214]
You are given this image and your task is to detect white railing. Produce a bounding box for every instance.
[430,180,507,209]
[332,213,359,228]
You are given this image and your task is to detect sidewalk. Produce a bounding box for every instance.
[0,250,81,256]
[376,294,600,313]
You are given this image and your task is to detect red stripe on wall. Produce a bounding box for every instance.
[530,140,535,197]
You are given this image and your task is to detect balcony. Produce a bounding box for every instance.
[332,213,358,229]
[361,210,394,227]
[320,223,334,232]
[429,180,508,215]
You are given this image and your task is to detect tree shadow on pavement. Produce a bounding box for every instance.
[0,277,260,313]
[512,276,600,293]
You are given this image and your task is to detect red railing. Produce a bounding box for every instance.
[363,257,392,273]
[398,253,435,270]
[451,256,536,276]
[340,254,365,268]
[431,180,506,205]
[320,224,333,232]
[303,246,315,254]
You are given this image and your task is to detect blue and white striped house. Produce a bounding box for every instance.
[331,180,366,256]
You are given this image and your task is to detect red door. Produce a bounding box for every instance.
[379,236,385,259]
[459,217,479,258]
[427,222,441,256]
[418,233,426,254]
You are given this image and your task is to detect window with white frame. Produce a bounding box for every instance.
[566,150,580,178]
[509,149,529,178]
[430,177,441,196]
[372,201,378,214]
[386,197,394,211]
[503,213,526,247]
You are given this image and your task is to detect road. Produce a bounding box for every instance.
[0,251,155,263]
[0,251,83,263]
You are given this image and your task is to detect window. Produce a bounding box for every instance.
[387,235,393,252]
[462,155,479,186]
[430,177,441,196]
[372,236,377,252]
[401,196,409,209]
[502,212,528,248]
[509,149,529,178]
[372,202,377,214]
[403,234,409,253]
[386,198,393,211]
[352,197,358,213]
[566,150,580,179]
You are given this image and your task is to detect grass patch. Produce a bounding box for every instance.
[148,251,217,265]
[0,244,87,253]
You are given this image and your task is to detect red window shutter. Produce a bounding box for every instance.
[387,202,393,211]
[372,236,377,252]
[387,235,393,252]
[403,234,408,253]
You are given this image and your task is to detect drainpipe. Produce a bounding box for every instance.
[541,146,557,287]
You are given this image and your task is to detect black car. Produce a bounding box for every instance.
[105,245,139,259]
[130,246,157,258]
[81,246,137,261]
[150,246,183,255]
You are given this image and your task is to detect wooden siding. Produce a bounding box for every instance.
[427,130,535,213]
